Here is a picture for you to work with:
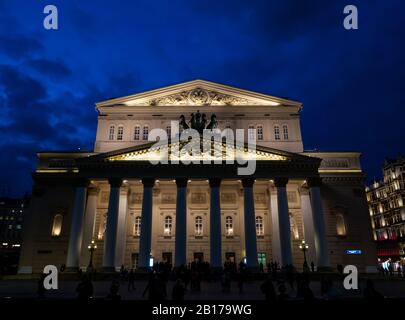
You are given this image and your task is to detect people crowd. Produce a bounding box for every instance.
[35,260,391,302]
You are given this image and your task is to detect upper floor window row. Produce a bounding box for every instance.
[108,123,288,141]
[274,124,289,141]
[108,125,149,141]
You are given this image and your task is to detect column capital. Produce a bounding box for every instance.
[274,177,289,188]
[87,186,100,195]
[74,178,90,188]
[242,178,255,188]
[209,178,221,188]
[142,178,155,188]
[299,185,310,196]
[307,177,322,188]
[108,178,123,188]
[176,178,188,188]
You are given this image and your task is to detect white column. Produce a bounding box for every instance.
[209,178,222,269]
[138,178,155,269]
[242,178,258,269]
[300,186,316,266]
[308,178,330,268]
[269,184,281,263]
[115,185,129,270]
[66,181,88,271]
[275,178,293,266]
[80,186,98,270]
[102,178,122,271]
[175,178,188,267]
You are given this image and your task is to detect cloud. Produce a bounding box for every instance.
[0,34,43,59]
[25,58,71,79]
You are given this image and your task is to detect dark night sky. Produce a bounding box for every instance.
[0,0,404,196]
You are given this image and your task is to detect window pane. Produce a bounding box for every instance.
[274,126,280,140]
[134,126,140,140]
[283,125,288,140]
[51,214,63,236]
[117,126,124,140]
[109,125,115,140]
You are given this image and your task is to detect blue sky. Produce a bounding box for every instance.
[0,0,404,196]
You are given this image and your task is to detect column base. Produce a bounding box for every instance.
[101,266,117,273]
[65,266,80,273]
[246,266,259,273]
[136,267,151,273]
[18,266,32,274]
[317,266,334,273]
[210,266,223,274]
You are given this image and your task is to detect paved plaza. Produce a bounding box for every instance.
[0,277,404,301]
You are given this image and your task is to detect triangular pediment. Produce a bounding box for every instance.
[81,139,314,164]
[96,80,301,108]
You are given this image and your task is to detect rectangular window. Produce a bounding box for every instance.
[143,126,149,140]
[109,126,115,140]
[166,126,171,138]
[283,125,289,140]
[274,126,280,140]
[134,126,140,140]
[248,125,255,141]
[257,125,263,140]
[117,126,124,140]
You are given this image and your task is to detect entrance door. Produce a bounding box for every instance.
[194,252,204,262]
[131,253,139,269]
[225,252,236,263]
[258,252,266,266]
[162,252,172,264]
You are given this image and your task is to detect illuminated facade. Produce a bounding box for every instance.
[366,156,405,269]
[19,80,376,273]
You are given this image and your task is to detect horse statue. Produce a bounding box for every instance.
[179,114,189,130]
[206,113,218,130]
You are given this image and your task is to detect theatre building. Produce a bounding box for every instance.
[18,80,376,274]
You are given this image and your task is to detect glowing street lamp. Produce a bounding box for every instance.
[87,240,97,270]
[299,240,309,265]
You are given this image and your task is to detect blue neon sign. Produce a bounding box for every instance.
[345,249,362,255]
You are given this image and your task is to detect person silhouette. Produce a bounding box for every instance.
[260,277,276,301]
[172,279,186,301]
[37,273,46,299]
[76,275,94,300]
[363,279,384,301]
[128,269,136,292]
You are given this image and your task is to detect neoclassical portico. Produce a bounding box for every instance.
[18,80,377,275]
[60,142,331,272]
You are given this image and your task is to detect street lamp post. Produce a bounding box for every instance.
[299,240,309,270]
[87,240,97,271]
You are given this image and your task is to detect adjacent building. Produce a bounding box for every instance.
[0,196,28,274]
[366,156,405,270]
[18,80,376,274]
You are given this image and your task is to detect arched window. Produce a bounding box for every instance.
[134,125,140,140]
[164,216,172,236]
[143,125,149,140]
[117,125,124,140]
[133,216,141,237]
[256,216,264,236]
[98,213,107,240]
[195,216,203,236]
[282,125,289,140]
[289,213,299,240]
[336,214,347,236]
[108,125,115,140]
[248,125,255,141]
[225,216,233,236]
[274,125,280,140]
[257,125,263,140]
[51,214,63,236]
